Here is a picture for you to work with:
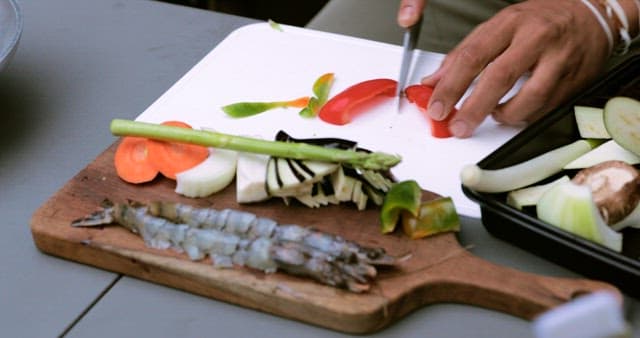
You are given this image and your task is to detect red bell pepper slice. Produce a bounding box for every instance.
[318,78,397,125]
[405,84,457,138]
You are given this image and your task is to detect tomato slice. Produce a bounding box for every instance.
[318,78,397,125]
[405,84,457,138]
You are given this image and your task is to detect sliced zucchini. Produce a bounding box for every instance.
[574,105,610,139]
[506,175,570,210]
[603,96,640,156]
[563,139,640,169]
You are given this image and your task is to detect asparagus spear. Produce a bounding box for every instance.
[110,119,401,171]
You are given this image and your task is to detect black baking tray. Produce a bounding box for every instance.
[462,54,640,298]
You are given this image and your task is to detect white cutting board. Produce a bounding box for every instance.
[136,23,524,217]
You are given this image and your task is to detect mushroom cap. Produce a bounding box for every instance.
[572,160,640,225]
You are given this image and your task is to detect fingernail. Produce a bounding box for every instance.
[398,5,415,24]
[450,120,470,138]
[428,101,444,120]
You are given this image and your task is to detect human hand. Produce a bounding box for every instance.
[422,0,613,138]
[397,0,426,28]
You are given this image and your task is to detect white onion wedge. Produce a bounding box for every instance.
[537,181,622,252]
[175,148,238,198]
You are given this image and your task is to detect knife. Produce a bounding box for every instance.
[395,15,423,111]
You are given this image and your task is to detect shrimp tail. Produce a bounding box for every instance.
[270,241,377,293]
[71,199,116,227]
[71,200,145,234]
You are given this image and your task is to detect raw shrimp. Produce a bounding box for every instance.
[72,200,398,292]
[146,201,396,266]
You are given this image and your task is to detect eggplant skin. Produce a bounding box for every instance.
[572,160,640,224]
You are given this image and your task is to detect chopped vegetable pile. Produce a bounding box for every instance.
[461,96,640,253]
[110,118,461,239]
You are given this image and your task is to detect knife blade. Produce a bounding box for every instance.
[395,15,423,111]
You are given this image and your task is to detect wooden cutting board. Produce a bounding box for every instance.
[30,142,619,334]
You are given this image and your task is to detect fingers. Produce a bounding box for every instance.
[451,35,546,136]
[420,0,609,138]
[492,51,586,125]
[397,0,426,27]
[421,17,518,137]
[491,61,563,126]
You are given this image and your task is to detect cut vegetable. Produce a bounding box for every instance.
[222,96,310,118]
[536,181,622,252]
[114,136,159,184]
[318,78,397,125]
[506,175,570,210]
[571,160,640,225]
[145,121,209,180]
[236,152,271,203]
[612,202,640,231]
[266,131,393,210]
[380,180,422,234]
[294,179,339,208]
[175,148,238,198]
[331,165,358,201]
[405,84,458,138]
[401,197,460,239]
[268,19,283,31]
[266,157,338,197]
[563,139,640,169]
[110,119,401,171]
[461,139,599,193]
[299,73,335,118]
[603,96,640,156]
[574,106,610,139]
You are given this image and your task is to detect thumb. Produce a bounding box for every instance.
[397,0,426,27]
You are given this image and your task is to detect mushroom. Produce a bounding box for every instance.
[572,160,640,225]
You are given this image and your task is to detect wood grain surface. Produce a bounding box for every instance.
[30,142,620,334]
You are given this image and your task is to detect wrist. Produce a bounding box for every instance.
[596,0,640,54]
[579,0,615,53]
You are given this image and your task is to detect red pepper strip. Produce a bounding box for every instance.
[405,84,457,138]
[318,78,397,125]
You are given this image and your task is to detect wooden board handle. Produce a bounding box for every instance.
[421,251,621,319]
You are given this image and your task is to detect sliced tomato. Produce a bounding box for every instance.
[405,84,457,138]
[318,78,397,125]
